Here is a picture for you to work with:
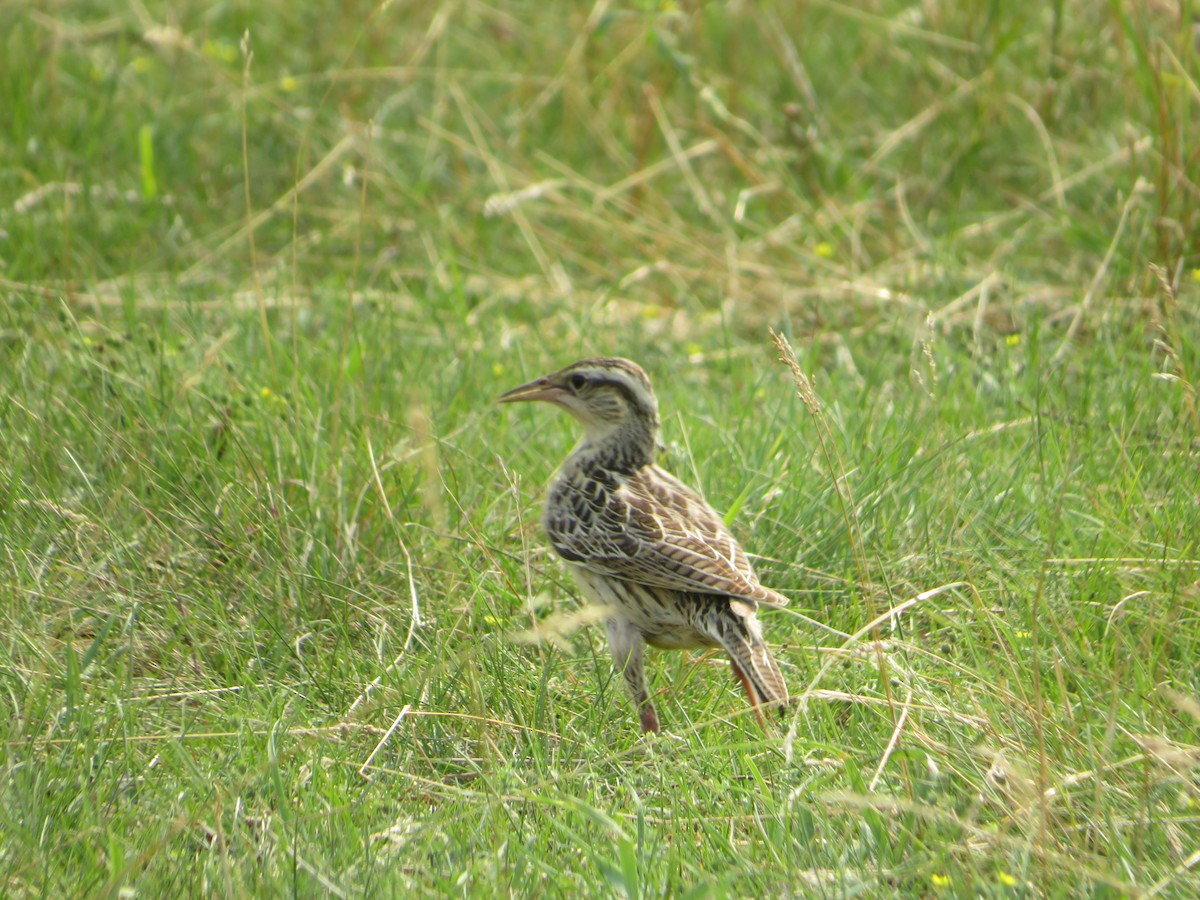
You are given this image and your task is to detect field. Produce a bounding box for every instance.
[2,1,1199,895]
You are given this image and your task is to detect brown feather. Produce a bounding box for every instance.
[501,356,792,733]
[547,464,789,607]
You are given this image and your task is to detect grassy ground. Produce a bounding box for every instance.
[3,0,1199,895]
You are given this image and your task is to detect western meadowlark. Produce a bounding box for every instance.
[499,357,789,733]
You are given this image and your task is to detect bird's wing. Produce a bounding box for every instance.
[548,465,789,607]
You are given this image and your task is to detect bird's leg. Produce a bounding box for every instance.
[638,703,660,735]
[730,659,769,731]
[605,617,659,734]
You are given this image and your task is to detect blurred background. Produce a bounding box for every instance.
[2,2,1198,895]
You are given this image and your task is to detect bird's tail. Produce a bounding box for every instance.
[729,634,789,711]
[713,606,789,722]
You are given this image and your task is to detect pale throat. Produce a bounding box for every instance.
[569,409,659,472]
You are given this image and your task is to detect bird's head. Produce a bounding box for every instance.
[498,357,660,446]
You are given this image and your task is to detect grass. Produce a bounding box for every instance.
[2,0,1199,895]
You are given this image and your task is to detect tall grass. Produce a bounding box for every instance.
[2,1,1198,895]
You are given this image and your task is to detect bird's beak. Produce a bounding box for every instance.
[496,377,565,405]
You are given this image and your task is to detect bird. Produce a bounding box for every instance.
[498,357,789,733]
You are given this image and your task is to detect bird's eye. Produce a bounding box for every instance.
[568,373,588,391]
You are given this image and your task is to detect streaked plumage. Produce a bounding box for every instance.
[499,357,789,733]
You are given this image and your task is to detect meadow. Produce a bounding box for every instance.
[2,1,1199,895]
